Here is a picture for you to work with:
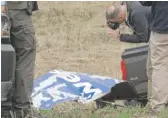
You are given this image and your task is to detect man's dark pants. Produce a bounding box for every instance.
[9,9,36,112]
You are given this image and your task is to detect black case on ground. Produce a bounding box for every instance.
[96,45,149,107]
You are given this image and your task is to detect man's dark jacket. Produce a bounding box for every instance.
[120,1,151,43]
[140,1,168,33]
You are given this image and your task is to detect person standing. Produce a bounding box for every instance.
[6,1,47,117]
[140,1,168,113]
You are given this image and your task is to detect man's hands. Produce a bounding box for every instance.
[107,28,120,39]
[104,20,121,39]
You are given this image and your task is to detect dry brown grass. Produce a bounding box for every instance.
[32,2,150,118]
[33,1,144,79]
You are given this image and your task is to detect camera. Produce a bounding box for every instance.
[106,21,120,30]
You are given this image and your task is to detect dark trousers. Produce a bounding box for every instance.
[9,9,36,109]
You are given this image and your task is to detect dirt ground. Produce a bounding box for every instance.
[32,1,147,117]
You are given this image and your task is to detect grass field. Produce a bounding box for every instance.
[32,1,168,118]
